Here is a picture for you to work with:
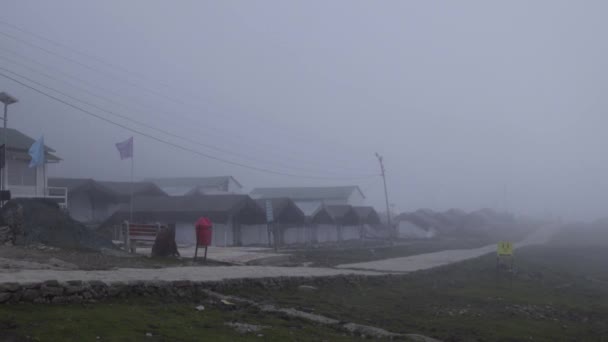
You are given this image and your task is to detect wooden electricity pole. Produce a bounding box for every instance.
[375,153,391,226]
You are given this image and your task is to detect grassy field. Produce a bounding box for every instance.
[287,237,492,267]
[229,245,608,341]
[2,244,607,341]
[0,296,383,342]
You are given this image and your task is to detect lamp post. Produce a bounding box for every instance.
[0,92,18,193]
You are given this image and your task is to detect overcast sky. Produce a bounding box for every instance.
[1,1,607,220]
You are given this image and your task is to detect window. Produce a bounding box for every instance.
[8,160,37,186]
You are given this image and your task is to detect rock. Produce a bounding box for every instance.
[89,280,107,288]
[43,280,60,287]
[225,322,267,334]
[65,286,84,295]
[297,285,318,292]
[51,296,68,304]
[22,289,41,301]
[151,224,180,257]
[108,285,126,297]
[22,282,41,289]
[173,280,192,288]
[195,305,205,311]
[0,283,20,292]
[0,292,11,303]
[145,332,153,337]
[41,286,64,297]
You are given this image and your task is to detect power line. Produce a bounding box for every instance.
[0,26,372,169]
[0,71,379,181]
[0,58,373,176]
[0,19,173,89]
[0,43,376,175]
[0,63,368,177]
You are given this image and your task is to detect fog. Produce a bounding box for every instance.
[1,1,607,221]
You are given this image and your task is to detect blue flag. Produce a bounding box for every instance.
[28,136,45,168]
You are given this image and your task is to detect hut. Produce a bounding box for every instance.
[102,194,265,246]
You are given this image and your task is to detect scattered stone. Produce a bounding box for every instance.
[145,332,153,337]
[225,322,267,334]
[298,285,318,292]
[221,299,235,306]
[195,305,205,311]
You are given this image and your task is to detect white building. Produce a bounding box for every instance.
[0,128,66,206]
[146,176,243,196]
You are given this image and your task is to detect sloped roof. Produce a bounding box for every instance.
[255,197,306,224]
[0,128,60,161]
[353,206,381,225]
[146,176,242,189]
[48,178,117,201]
[104,194,265,225]
[97,181,167,198]
[250,186,364,201]
[312,205,360,225]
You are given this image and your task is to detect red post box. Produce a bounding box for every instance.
[195,217,213,246]
[194,217,212,262]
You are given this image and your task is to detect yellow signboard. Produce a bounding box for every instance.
[497,241,513,256]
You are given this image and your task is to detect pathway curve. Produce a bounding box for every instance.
[0,225,559,284]
[336,224,558,272]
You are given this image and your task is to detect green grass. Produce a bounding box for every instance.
[288,237,492,267]
[0,297,374,342]
[228,245,608,341]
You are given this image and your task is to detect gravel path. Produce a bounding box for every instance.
[0,226,558,284]
[0,265,381,284]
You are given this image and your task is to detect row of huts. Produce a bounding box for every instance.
[103,194,380,246]
[48,177,381,247]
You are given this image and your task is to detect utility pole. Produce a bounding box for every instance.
[375,153,391,226]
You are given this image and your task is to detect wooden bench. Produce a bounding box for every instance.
[122,222,163,253]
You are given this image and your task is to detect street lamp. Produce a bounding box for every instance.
[0,92,18,193]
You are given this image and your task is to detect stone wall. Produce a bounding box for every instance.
[0,274,395,305]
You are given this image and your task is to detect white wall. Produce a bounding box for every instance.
[6,158,45,197]
[341,226,361,241]
[241,224,269,246]
[283,225,312,245]
[317,224,338,243]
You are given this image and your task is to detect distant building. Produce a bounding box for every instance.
[48,178,167,224]
[0,128,65,206]
[250,186,365,212]
[146,176,243,196]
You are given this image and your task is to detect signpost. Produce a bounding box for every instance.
[265,200,277,251]
[496,241,514,288]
